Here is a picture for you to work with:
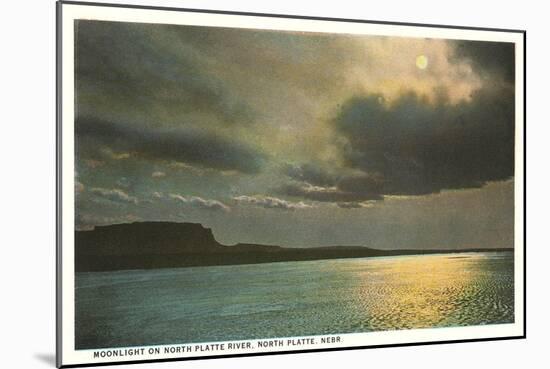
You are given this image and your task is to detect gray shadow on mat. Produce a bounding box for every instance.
[34,353,56,367]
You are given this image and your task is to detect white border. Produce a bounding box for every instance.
[58,2,525,366]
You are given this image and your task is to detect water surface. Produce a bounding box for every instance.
[75,252,514,349]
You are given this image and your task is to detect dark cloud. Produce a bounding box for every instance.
[75,20,255,126]
[330,87,514,197]
[451,40,515,83]
[76,116,265,174]
[280,84,514,204]
[279,163,384,203]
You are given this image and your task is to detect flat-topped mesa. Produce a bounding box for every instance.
[76,221,222,256]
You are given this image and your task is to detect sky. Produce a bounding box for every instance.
[74,20,516,249]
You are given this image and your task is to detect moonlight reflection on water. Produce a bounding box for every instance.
[76,252,514,349]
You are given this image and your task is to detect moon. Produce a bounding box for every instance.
[416,55,428,70]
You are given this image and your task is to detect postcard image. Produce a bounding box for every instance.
[57,2,525,367]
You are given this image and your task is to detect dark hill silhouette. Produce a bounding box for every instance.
[75,221,513,272]
[76,222,221,256]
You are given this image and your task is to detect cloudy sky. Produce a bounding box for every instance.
[74,20,515,249]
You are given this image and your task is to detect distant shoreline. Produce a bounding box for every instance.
[75,221,513,272]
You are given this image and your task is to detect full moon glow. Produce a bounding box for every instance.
[416,55,428,69]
